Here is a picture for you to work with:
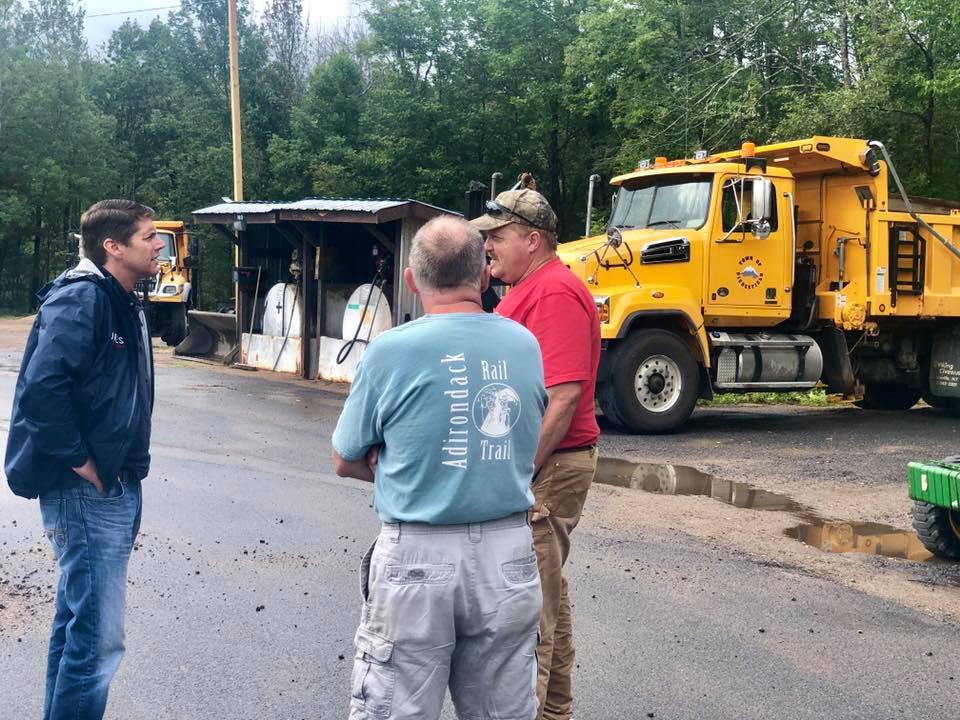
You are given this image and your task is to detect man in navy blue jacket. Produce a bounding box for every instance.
[6,199,165,720]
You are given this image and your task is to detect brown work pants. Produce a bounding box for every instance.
[530,446,598,720]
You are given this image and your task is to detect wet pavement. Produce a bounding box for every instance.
[594,457,949,564]
[594,458,810,515]
[786,521,933,562]
[2,352,960,718]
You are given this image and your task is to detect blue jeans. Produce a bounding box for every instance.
[39,478,142,720]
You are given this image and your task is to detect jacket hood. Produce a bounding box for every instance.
[37,258,107,304]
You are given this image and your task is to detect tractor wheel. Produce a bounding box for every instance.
[604,330,699,434]
[856,383,921,411]
[911,501,960,560]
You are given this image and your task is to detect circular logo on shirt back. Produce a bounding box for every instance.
[472,383,521,438]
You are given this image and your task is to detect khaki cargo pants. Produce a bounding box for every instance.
[349,512,542,720]
[530,446,598,720]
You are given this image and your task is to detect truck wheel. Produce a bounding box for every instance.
[160,305,188,346]
[912,501,960,560]
[597,381,627,429]
[856,383,921,411]
[606,330,699,434]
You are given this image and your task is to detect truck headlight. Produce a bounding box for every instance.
[160,284,180,296]
[593,295,610,323]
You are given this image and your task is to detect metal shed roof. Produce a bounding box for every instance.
[286,198,411,213]
[192,198,458,225]
[192,201,281,215]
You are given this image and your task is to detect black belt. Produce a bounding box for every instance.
[554,444,596,454]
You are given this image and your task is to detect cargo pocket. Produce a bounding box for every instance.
[351,625,396,719]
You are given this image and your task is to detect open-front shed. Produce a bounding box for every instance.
[191,198,458,381]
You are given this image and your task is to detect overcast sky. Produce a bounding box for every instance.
[83,0,356,51]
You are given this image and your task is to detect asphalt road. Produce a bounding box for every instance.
[2,350,959,719]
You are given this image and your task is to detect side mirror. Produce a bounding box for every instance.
[751,178,773,223]
[752,219,772,240]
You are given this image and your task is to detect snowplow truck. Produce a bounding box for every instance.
[138,220,196,346]
[558,137,960,433]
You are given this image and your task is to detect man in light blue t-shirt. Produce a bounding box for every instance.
[332,215,546,720]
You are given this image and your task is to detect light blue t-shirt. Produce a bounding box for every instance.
[332,313,546,524]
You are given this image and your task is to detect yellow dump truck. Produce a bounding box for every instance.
[558,137,960,433]
[139,220,196,346]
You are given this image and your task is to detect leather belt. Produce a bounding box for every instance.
[553,444,596,454]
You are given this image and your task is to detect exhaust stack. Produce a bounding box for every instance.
[585,174,601,237]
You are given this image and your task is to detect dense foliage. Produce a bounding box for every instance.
[1,0,957,309]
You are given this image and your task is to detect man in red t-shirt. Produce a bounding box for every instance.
[472,189,600,720]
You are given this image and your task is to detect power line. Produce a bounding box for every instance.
[86,0,359,21]
[87,4,180,18]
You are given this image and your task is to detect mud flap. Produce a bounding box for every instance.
[814,327,855,394]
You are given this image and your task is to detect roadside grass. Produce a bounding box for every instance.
[700,388,835,406]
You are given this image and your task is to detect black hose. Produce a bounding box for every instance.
[336,268,387,365]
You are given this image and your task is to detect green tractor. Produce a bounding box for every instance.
[908,457,960,560]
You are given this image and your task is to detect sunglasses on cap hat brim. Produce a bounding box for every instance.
[483,200,549,232]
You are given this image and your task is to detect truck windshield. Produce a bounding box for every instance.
[610,176,712,230]
[157,231,176,261]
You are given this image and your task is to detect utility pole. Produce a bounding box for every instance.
[228,0,243,352]
[227,0,243,201]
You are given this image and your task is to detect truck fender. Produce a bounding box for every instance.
[615,309,710,367]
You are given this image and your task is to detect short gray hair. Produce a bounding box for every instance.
[410,216,486,291]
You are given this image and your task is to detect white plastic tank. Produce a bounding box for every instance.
[342,283,392,342]
[262,283,301,338]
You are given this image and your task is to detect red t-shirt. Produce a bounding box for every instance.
[495,256,600,448]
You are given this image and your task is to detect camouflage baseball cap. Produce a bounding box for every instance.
[470,189,558,233]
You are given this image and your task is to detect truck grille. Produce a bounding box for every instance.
[136,277,158,295]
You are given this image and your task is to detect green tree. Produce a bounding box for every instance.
[1,0,117,306]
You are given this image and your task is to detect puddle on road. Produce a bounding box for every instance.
[594,457,809,515]
[594,457,941,563]
[785,521,932,561]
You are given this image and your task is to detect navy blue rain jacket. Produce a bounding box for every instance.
[5,259,154,499]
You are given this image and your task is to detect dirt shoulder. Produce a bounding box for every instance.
[596,405,960,624]
[0,315,35,350]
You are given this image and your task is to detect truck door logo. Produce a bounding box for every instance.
[736,255,764,289]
